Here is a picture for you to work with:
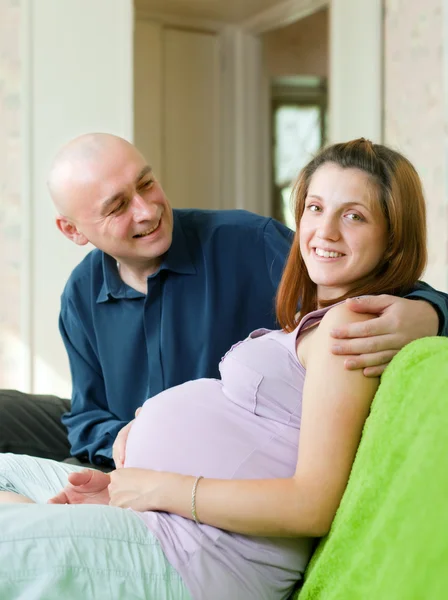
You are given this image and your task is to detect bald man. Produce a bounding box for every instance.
[0,133,447,470]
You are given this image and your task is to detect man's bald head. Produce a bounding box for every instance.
[48,133,143,217]
[49,132,173,268]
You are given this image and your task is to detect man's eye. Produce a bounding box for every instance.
[140,179,154,190]
[109,201,125,215]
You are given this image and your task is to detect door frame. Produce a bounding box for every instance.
[134,0,383,214]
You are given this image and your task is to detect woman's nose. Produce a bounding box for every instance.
[317,216,340,241]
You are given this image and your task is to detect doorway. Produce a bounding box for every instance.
[271,76,327,228]
[134,0,382,218]
[261,8,329,226]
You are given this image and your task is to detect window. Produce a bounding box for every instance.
[272,77,327,228]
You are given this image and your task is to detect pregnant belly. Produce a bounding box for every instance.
[124,378,297,480]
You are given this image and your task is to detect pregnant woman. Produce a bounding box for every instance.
[0,139,431,600]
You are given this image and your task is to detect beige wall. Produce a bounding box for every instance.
[329,0,382,143]
[134,22,221,210]
[384,0,448,290]
[30,0,134,395]
[262,8,328,77]
[0,0,25,388]
[0,0,134,395]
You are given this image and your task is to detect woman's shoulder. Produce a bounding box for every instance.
[318,298,375,331]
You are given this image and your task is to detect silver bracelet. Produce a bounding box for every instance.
[191,475,203,525]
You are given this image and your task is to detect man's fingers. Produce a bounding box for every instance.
[363,364,387,378]
[48,491,68,504]
[345,295,393,315]
[331,312,401,340]
[113,431,126,468]
[68,469,110,491]
[113,420,134,469]
[343,350,398,371]
[68,469,94,486]
[331,317,383,339]
[332,335,401,356]
[113,436,126,469]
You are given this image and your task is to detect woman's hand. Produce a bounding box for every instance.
[108,468,165,511]
[108,468,192,513]
[48,469,111,505]
[331,295,439,376]
[112,407,142,468]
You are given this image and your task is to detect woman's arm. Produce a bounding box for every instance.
[109,303,380,538]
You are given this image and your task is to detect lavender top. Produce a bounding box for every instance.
[125,305,333,600]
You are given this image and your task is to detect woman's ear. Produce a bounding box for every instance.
[55,216,89,246]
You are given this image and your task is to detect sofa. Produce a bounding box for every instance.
[293,336,448,600]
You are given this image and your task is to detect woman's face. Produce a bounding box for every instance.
[299,162,389,302]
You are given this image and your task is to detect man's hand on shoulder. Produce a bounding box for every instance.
[330,295,439,377]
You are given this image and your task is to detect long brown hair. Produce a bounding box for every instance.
[276,138,427,331]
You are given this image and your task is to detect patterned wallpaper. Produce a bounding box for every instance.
[384,0,448,291]
[0,0,25,388]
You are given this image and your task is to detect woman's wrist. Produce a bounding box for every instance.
[154,472,195,517]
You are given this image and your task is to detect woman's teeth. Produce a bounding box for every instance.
[315,248,344,258]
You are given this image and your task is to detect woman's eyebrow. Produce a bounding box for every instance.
[307,196,371,210]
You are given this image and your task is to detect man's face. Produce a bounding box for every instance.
[63,143,173,270]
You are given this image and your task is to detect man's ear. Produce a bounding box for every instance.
[56,216,89,246]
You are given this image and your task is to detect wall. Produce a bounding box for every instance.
[262,8,328,78]
[0,0,24,389]
[384,0,448,291]
[0,0,134,395]
[134,20,221,211]
[30,0,134,395]
[2,0,445,399]
[329,0,382,142]
[134,19,163,179]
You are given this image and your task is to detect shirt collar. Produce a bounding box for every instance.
[158,210,196,276]
[96,210,196,303]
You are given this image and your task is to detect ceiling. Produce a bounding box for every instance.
[135,0,288,23]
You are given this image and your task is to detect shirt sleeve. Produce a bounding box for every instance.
[262,218,294,289]
[404,281,448,336]
[59,300,127,466]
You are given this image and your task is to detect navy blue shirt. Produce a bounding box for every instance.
[60,209,448,466]
[60,210,292,464]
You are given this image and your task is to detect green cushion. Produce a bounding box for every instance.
[295,337,448,600]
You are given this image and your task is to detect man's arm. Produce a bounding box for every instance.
[262,218,294,290]
[404,281,448,336]
[332,281,448,377]
[59,307,128,467]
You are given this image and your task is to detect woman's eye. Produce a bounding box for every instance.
[346,213,363,221]
[308,204,321,212]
